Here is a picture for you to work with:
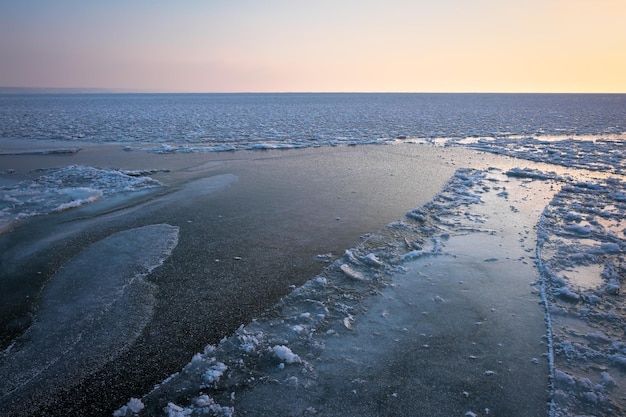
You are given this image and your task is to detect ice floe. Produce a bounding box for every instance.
[0,165,163,232]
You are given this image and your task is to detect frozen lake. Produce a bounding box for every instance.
[1,93,625,416]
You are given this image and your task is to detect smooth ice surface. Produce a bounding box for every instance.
[164,174,238,203]
[0,224,179,416]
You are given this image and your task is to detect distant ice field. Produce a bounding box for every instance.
[1,94,624,149]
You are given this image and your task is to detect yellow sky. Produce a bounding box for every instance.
[1,0,624,92]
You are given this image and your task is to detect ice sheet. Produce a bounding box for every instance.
[115,168,559,416]
[0,224,179,416]
[464,136,626,175]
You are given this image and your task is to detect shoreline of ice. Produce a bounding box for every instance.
[108,133,626,158]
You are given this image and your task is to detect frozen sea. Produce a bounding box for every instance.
[0,93,625,416]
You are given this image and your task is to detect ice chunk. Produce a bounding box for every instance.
[272,345,301,364]
[600,242,620,254]
[362,253,384,267]
[0,165,163,230]
[113,398,145,416]
[505,167,556,180]
[564,224,592,236]
[340,263,366,280]
[553,285,581,302]
[164,402,192,417]
[400,249,425,261]
[203,362,228,385]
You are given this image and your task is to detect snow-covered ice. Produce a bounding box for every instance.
[537,176,626,416]
[463,136,626,176]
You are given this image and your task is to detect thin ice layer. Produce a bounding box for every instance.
[0,224,179,416]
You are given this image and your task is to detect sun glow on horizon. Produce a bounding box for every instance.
[1,0,625,93]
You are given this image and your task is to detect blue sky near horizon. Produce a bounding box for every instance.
[1,0,625,93]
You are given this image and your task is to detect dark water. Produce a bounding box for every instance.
[1,93,624,145]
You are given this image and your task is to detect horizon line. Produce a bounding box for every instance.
[1,87,625,95]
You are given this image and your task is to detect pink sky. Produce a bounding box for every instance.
[1,0,625,92]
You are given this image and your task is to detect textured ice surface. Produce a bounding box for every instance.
[3,94,626,416]
[1,94,623,148]
[0,224,179,416]
[0,165,163,232]
[465,137,626,175]
[537,177,626,416]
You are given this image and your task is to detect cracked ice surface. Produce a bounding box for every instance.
[537,177,626,416]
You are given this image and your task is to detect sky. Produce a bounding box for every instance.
[1,0,625,93]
